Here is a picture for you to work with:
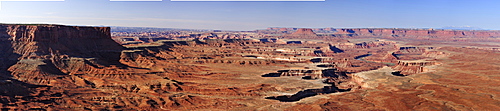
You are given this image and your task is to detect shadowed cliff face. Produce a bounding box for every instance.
[0,24,132,85]
[0,25,67,109]
[0,25,20,76]
[0,24,131,87]
[4,25,124,67]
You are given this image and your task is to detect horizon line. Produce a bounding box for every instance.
[1,23,495,31]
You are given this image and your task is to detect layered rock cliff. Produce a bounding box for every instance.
[1,24,122,59]
[0,24,129,110]
[291,28,317,35]
[284,28,318,38]
[0,24,128,84]
[0,24,211,110]
[392,60,438,75]
[332,28,500,42]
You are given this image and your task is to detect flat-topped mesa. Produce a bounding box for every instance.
[1,24,123,59]
[280,69,323,79]
[396,60,437,66]
[392,60,439,75]
[289,28,317,36]
[396,47,434,54]
[0,24,128,84]
[336,41,397,49]
[262,68,346,80]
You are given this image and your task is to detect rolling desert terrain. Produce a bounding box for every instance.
[0,24,499,110]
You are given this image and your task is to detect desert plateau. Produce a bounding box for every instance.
[0,24,499,110]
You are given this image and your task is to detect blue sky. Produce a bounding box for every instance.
[0,0,499,30]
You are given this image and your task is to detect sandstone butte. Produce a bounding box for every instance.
[291,28,317,35]
[0,24,499,110]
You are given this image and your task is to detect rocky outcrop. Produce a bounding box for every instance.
[392,60,438,75]
[336,41,397,49]
[291,28,317,35]
[283,28,318,38]
[262,69,324,79]
[193,59,281,65]
[391,46,441,60]
[329,45,344,53]
[397,47,433,54]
